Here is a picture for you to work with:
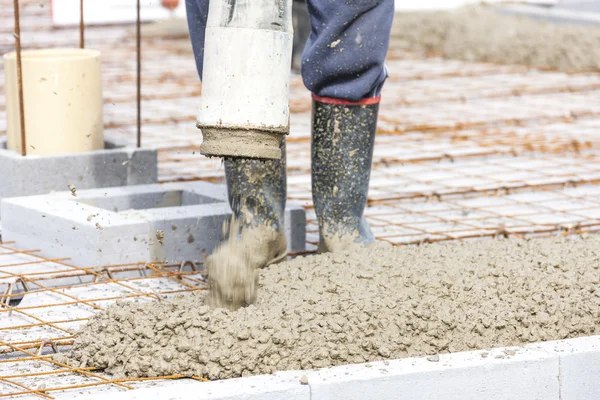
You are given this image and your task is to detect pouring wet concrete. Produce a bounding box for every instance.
[56,235,600,380]
[392,4,600,71]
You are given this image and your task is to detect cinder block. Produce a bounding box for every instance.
[0,137,158,216]
[1,181,306,267]
[298,345,560,400]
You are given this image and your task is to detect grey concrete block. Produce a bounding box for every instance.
[0,137,158,216]
[1,181,306,267]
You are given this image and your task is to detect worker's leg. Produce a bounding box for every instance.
[185,0,288,260]
[206,139,288,310]
[303,0,394,252]
[189,1,289,309]
[222,139,288,263]
[301,0,394,101]
[185,0,209,80]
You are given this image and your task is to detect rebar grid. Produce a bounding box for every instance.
[12,0,26,156]
[297,155,600,247]
[2,1,600,397]
[366,183,600,245]
[0,243,208,398]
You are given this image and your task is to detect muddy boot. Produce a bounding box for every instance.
[205,140,288,310]
[223,140,289,267]
[311,99,378,253]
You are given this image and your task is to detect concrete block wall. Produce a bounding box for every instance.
[0,137,157,216]
[79,335,600,400]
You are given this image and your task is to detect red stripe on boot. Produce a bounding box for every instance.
[312,94,381,106]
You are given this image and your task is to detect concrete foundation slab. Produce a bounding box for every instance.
[0,181,306,267]
[0,137,158,217]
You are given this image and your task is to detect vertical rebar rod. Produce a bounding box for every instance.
[136,0,142,148]
[13,0,26,157]
[79,0,84,48]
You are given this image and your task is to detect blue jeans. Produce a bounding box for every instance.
[185,0,394,102]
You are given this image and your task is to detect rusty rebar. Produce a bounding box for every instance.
[13,0,26,157]
[136,0,142,148]
[79,0,85,48]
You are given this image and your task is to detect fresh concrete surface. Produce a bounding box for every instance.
[498,2,600,25]
[556,0,600,13]
[1,181,306,267]
[78,335,600,400]
[0,137,157,217]
[391,3,600,72]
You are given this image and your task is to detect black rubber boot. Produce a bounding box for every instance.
[222,138,288,265]
[205,140,288,310]
[311,99,378,252]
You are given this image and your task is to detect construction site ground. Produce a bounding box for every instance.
[2,0,600,398]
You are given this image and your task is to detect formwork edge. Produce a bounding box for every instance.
[78,335,600,400]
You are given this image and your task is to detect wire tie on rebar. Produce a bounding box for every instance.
[37,340,58,356]
[19,277,30,293]
[1,282,14,308]
[152,290,163,302]
[494,228,509,239]
[104,268,114,280]
[441,153,454,163]
[570,139,581,153]
[428,192,441,202]
[179,260,197,273]
[565,223,582,235]
[93,268,113,283]
[91,266,103,283]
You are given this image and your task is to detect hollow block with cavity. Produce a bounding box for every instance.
[1,181,306,267]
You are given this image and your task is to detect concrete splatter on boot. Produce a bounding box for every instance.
[206,140,288,310]
[311,98,378,253]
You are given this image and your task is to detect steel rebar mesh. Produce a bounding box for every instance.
[0,242,208,398]
[2,0,600,397]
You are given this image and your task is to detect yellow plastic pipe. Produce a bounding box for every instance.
[4,48,104,155]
